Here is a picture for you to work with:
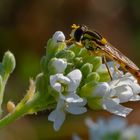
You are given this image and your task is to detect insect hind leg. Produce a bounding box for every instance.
[103,56,113,81]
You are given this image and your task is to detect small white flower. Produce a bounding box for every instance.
[48,94,87,131]
[102,97,132,117]
[50,73,70,93]
[92,72,140,117]
[85,117,127,140]
[51,58,67,73]
[50,69,82,93]
[52,31,65,42]
[109,73,140,102]
[93,82,132,117]
[49,69,87,131]
[122,125,140,139]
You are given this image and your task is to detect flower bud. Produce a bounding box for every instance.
[87,56,102,71]
[81,63,93,77]
[52,31,65,42]
[80,81,98,98]
[0,63,4,76]
[74,57,83,68]
[86,72,100,82]
[7,101,15,113]
[46,31,66,59]
[87,98,102,110]
[68,44,81,55]
[78,48,89,59]
[2,51,16,74]
[0,75,2,93]
[98,71,111,82]
[49,58,67,74]
[35,73,48,95]
[56,50,75,60]
[40,56,49,73]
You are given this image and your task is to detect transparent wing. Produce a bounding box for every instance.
[97,42,139,71]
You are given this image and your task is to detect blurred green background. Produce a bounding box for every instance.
[1,0,140,139]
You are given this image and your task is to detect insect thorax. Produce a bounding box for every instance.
[83,39,100,51]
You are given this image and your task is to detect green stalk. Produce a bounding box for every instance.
[0,93,42,129]
[0,73,9,114]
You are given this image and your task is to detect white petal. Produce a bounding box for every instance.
[54,110,66,131]
[69,98,87,106]
[108,61,120,69]
[122,125,140,139]
[52,31,65,42]
[65,93,84,103]
[50,74,63,88]
[129,82,140,94]
[124,73,136,81]
[110,74,135,88]
[85,117,97,130]
[57,74,70,84]
[56,98,65,110]
[93,82,110,97]
[102,98,132,117]
[50,75,57,86]
[50,74,70,85]
[109,89,117,97]
[130,95,140,101]
[48,110,57,122]
[112,70,124,80]
[108,117,127,132]
[53,83,62,92]
[52,58,67,73]
[50,74,70,92]
[67,69,82,92]
[97,119,112,136]
[66,105,87,114]
[109,73,140,99]
[90,118,106,139]
[114,85,133,103]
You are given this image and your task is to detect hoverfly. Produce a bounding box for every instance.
[67,24,140,84]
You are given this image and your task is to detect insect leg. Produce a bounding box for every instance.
[65,38,74,45]
[75,42,83,48]
[65,39,83,48]
[114,62,122,77]
[103,56,113,80]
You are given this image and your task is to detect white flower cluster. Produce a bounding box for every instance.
[48,31,140,131]
[72,116,140,140]
[72,117,140,140]
[93,64,140,117]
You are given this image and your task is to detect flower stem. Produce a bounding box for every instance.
[0,73,9,114]
[0,93,42,129]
